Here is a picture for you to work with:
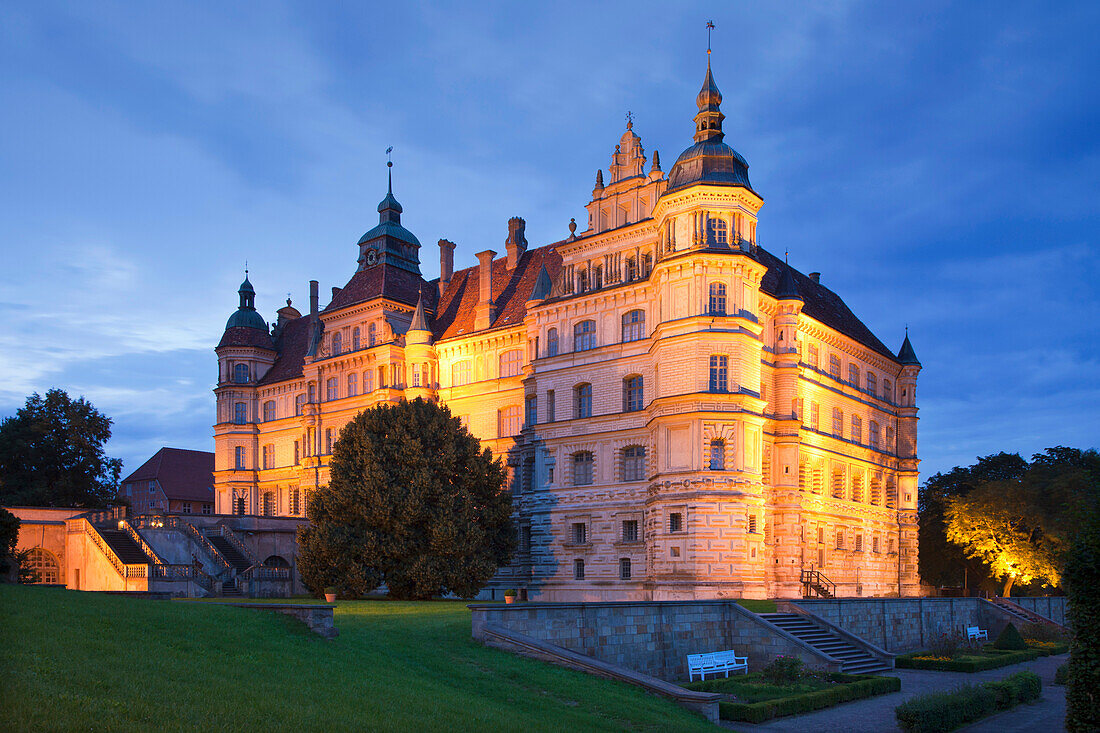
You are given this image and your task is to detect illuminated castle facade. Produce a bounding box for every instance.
[214,58,922,600]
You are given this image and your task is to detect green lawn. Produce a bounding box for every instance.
[0,586,714,732]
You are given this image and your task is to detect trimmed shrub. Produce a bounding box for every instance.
[993,622,1028,650]
[894,672,1041,732]
[761,655,804,685]
[895,649,1039,672]
[1020,621,1069,643]
[1055,662,1069,686]
[1065,514,1100,733]
[718,674,900,723]
[929,631,963,658]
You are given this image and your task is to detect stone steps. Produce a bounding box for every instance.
[759,613,890,675]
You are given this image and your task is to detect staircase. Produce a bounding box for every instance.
[221,580,243,598]
[991,597,1068,630]
[206,534,251,573]
[98,529,153,565]
[800,566,835,599]
[759,613,890,674]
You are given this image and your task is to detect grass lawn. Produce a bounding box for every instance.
[0,585,714,732]
[734,599,778,614]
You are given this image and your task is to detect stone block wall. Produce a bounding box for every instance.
[1009,597,1068,626]
[470,600,837,681]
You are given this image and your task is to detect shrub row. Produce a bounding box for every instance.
[1029,641,1070,656]
[894,671,1041,733]
[1055,662,1069,686]
[719,674,901,723]
[894,649,1039,672]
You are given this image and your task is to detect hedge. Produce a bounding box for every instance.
[719,674,900,723]
[894,649,1039,672]
[1055,662,1069,686]
[895,671,1041,733]
[1030,641,1070,656]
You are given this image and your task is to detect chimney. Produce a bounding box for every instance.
[306,279,322,357]
[808,272,820,284]
[310,280,319,317]
[505,217,527,269]
[474,249,497,330]
[438,239,456,297]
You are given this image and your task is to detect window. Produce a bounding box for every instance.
[573,452,594,485]
[871,476,882,505]
[621,310,645,342]
[623,375,644,412]
[848,363,860,387]
[574,320,596,351]
[498,405,521,437]
[622,446,645,481]
[546,328,559,357]
[294,441,300,465]
[233,363,249,384]
[233,495,246,515]
[262,444,274,470]
[234,402,247,425]
[202,503,212,515]
[451,361,471,387]
[499,349,523,377]
[708,283,727,315]
[619,558,632,580]
[411,363,422,387]
[571,522,587,544]
[810,402,819,430]
[866,371,877,396]
[519,526,531,553]
[573,559,585,580]
[625,257,638,281]
[262,491,276,517]
[364,370,374,393]
[25,548,59,584]
[368,323,377,346]
[326,377,338,401]
[263,400,275,422]
[707,216,728,244]
[793,398,803,421]
[546,390,555,422]
[575,383,592,419]
[832,468,845,499]
[235,447,246,470]
[308,382,316,402]
[808,343,819,369]
[669,512,683,533]
[832,408,843,437]
[325,428,334,454]
[525,395,537,427]
[182,502,192,514]
[377,364,386,388]
[818,526,825,544]
[332,332,342,356]
[886,425,896,452]
[289,488,301,515]
[348,373,358,397]
[869,421,880,449]
[829,354,842,381]
[883,379,892,402]
[748,515,758,534]
[872,536,880,553]
[622,519,639,543]
[709,355,728,392]
[836,531,845,550]
[352,327,360,351]
[855,534,864,552]
[851,474,863,502]
[851,415,862,444]
[709,439,726,470]
[295,394,305,416]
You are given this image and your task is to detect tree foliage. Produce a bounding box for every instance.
[0,389,122,508]
[0,507,19,582]
[941,447,1100,595]
[297,398,515,600]
[1065,509,1100,732]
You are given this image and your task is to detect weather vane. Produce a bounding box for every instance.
[707,20,715,55]
[386,145,393,169]
[626,110,634,127]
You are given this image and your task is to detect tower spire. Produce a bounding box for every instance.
[694,22,725,144]
[386,146,393,195]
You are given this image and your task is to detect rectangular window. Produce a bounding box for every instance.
[571,522,587,545]
[573,558,585,580]
[262,492,275,517]
[708,283,727,316]
[289,488,301,516]
[624,376,644,412]
[519,525,531,553]
[451,361,471,387]
[498,406,521,437]
[851,415,862,444]
[525,395,537,427]
[573,320,596,352]
[546,328,559,357]
[622,446,645,481]
[202,503,212,515]
[326,377,339,401]
[810,402,819,431]
[866,371,877,396]
[182,502,191,514]
[836,531,845,550]
[886,425,896,452]
[575,384,592,419]
[848,364,860,388]
[883,379,892,402]
[546,390,555,422]
[262,444,274,470]
[855,534,864,552]
[294,394,304,417]
[622,519,639,543]
[234,402,247,425]
[235,447,246,470]
[621,310,645,343]
[872,536,880,553]
[808,343,819,369]
[325,428,334,454]
[829,355,842,381]
[669,512,683,533]
[619,558,632,580]
[748,515,758,534]
[709,439,725,470]
[499,349,523,378]
[263,401,275,422]
[573,452,593,485]
[793,398,802,421]
[294,441,300,465]
[709,355,728,392]
[817,526,825,544]
[832,408,843,437]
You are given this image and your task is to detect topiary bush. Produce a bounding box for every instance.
[895,672,1040,732]
[993,622,1028,650]
[761,655,804,685]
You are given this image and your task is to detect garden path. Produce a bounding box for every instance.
[723,653,1068,733]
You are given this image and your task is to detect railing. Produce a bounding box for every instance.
[130,515,234,575]
[240,564,291,581]
[75,518,148,579]
[79,507,126,526]
[150,564,214,592]
[213,524,259,566]
[119,520,166,565]
[800,565,836,598]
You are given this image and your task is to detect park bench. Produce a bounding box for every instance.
[966,625,988,642]
[687,650,748,681]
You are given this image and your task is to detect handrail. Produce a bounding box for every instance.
[150,564,214,592]
[239,564,291,581]
[800,565,836,598]
[129,515,234,575]
[75,518,148,579]
[215,524,259,566]
[119,520,166,565]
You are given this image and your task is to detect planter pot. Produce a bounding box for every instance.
[504,595,516,604]
[324,593,336,603]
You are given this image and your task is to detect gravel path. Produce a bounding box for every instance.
[721,653,1068,733]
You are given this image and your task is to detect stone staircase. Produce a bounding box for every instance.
[759,613,890,674]
[991,597,1068,630]
[206,534,252,573]
[221,580,243,598]
[98,529,154,565]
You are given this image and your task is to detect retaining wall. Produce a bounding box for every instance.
[1008,596,1068,626]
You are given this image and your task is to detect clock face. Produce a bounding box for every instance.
[365,248,378,265]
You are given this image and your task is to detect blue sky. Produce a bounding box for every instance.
[1,1,1097,481]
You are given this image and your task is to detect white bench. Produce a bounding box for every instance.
[687,650,749,681]
[966,626,988,642]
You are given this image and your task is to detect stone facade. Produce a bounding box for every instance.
[213,57,922,601]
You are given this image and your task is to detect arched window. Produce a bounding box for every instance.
[233,402,247,425]
[263,554,290,568]
[708,283,727,316]
[326,377,338,401]
[623,375,644,412]
[709,439,726,470]
[25,548,59,584]
[499,349,523,377]
[347,373,358,397]
[866,371,877,396]
[707,217,728,245]
[234,446,246,470]
[709,355,728,392]
[622,446,646,481]
[498,405,521,437]
[883,379,893,402]
[263,401,275,422]
[331,332,342,356]
[352,327,361,351]
[829,355,842,381]
[368,323,377,346]
[621,310,645,342]
[574,383,592,419]
[573,452,594,486]
[574,320,596,352]
[233,363,249,384]
[546,328,559,357]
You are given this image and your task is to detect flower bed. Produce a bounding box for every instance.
[685,672,900,723]
[895,671,1041,732]
[895,648,1040,672]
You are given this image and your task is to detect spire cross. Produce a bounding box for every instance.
[706,20,715,55]
[386,145,394,193]
[244,261,248,277]
[625,110,634,128]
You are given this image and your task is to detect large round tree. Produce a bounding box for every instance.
[297,398,515,600]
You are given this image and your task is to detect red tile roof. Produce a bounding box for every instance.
[257,314,314,385]
[217,326,274,349]
[121,448,214,503]
[326,264,425,311]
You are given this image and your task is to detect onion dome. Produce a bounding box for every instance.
[666,59,754,194]
[897,330,921,366]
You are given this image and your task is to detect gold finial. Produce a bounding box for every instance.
[706,20,715,56]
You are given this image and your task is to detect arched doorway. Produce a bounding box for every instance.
[263,555,290,568]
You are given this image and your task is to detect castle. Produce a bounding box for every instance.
[214,55,922,601]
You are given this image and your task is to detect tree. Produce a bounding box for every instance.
[0,507,19,582]
[297,398,515,600]
[1065,509,1100,732]
[0,389,122,508]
